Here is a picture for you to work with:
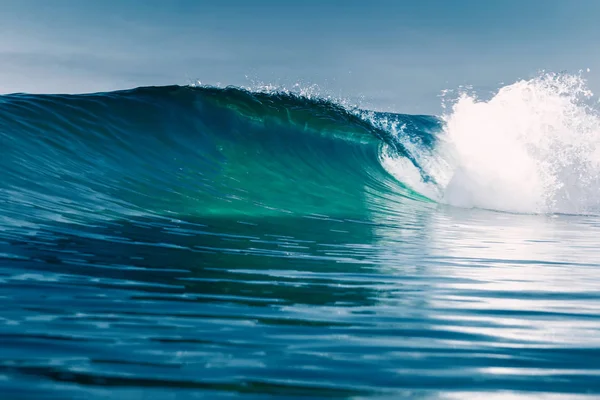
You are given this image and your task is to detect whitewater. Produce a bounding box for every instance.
[380,71,600,215]
[1,71,599,399]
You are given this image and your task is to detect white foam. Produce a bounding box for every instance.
[385,71,600,215]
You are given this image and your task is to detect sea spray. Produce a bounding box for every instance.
[381,71,600,214]
[441,72,600,214]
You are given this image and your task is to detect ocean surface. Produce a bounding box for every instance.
[1,73,599,399]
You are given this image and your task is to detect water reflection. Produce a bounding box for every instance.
[370,205,600,395]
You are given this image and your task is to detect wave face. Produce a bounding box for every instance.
[0,85,437,228]
[2,76,600,399]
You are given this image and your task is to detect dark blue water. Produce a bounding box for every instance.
[1,85,599,399]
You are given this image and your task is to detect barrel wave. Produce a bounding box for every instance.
[0,85,438,228]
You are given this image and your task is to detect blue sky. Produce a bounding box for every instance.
[1,0,599,114]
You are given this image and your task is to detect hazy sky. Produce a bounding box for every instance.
[1,0,599,114]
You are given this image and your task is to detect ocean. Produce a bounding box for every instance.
[0,72,599,399]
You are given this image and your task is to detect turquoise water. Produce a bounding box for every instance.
[0,84,599,399]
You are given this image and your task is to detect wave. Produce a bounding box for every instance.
[0,84,438,236]
[1,70,600,231]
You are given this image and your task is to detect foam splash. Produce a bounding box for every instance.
[440,72,600,214]
[382,71,600,215]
